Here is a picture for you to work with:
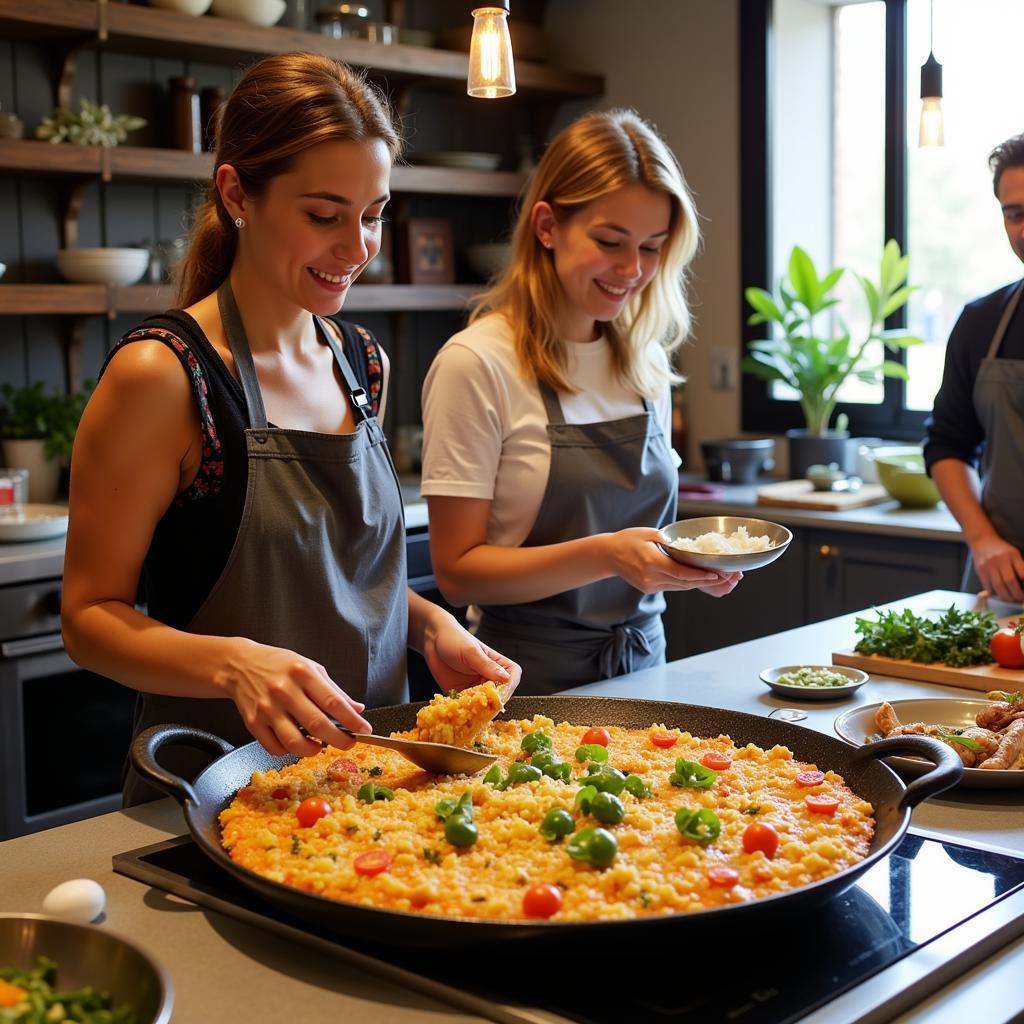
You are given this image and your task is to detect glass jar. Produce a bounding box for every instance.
[314,2,369,38]
[168,76,201,154]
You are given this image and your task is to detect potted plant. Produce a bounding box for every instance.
[0,382,92,503]
[742,239,924,478]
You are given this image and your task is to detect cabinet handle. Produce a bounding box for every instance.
[818,544,839,560]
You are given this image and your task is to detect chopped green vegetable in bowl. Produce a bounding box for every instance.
[760,664,868,700]
[776,667,855,688]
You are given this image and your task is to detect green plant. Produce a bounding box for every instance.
[36,98,146,147]
[742,240,925,436]
[0,381,93,460]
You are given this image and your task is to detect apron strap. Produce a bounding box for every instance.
[314,317,375,424]
[217,280,269,430]
[986,279,1024,359]
[537,382,653,426]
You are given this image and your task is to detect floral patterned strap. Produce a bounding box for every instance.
[352,323,383,417]
[116,327,224,505]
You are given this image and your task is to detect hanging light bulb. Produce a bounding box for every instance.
[468,2,516,99]
[918,1,944,147]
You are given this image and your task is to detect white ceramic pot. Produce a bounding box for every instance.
[3,438,61,503]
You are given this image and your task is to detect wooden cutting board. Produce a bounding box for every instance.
[833,618,1023,692]
[757,479,890,511]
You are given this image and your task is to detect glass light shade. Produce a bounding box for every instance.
[467,6,516,99]
[918,96,945,147]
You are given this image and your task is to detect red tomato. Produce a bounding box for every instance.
[990,628,1024,669]
[581,727,611,747]
[650,733,678,749]
[327,758,360,780]
[742,821,779,859]
[353,850,392,876]
[701,752,732,771]
[795,770,826,787]
[805,795,839,815]
[296,796,331,827]
[522,883,563,919]
[271,787,289,800]
[706,866,740,888]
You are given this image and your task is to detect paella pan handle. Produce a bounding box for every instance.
[850,734,963,810]
[131,724,235,807]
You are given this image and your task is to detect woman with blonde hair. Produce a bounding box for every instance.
[62,52,518,804]
[421,109,741,695]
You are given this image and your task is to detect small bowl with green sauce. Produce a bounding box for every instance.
[760,664,869,701]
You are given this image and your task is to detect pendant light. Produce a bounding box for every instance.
[918,0,944,147]
[467,2,516,99]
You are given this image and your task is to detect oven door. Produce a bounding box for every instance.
[0,638,136,840]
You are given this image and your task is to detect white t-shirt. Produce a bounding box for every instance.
[420,312,681,548]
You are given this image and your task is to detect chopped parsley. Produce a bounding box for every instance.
[290,834,302,855]
[638,889,653,908]
[373,829,382,842]
[361,765,383,777]
[741,805,762,815]
[423,848,443,865]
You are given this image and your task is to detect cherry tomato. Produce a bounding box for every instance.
[296,796,331,827]
[805,795,839,815]
[271,787,289,800]
[581,727,611,747]
[650,732,678,749]
[353,849,392,876]
[522,883,563,919]
[706,866,740,888]
[742,821,779,859]
[327,758,360,780]
[795,770,826,787]
[701,752,732,771]
[990,627,1024,669]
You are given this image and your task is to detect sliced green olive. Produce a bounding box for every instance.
[589,791,625,825]
[538,808,575,841]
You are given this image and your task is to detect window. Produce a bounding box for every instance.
[741,0,1024,438]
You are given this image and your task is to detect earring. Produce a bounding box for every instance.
[542,240,552,249]
[234,217,245,229]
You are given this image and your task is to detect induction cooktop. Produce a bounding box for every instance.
[113,831,1024,1024]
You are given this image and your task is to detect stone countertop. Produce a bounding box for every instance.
[1,590,1022,1023]
[677,473,964,542]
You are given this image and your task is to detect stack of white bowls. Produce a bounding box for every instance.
[56,248,150,286]
[210,0,286,26]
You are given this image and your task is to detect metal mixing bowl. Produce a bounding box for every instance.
[0,914,173,1023]
[659,515,793,572]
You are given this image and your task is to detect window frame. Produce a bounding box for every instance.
[740,0,929,441]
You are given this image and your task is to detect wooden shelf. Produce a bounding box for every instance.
[0,140,526,196]
[0,282,483,316]
[0,0,603,100]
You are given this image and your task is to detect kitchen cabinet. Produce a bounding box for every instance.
[663,525,966,659]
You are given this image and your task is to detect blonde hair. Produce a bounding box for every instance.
[176,52,402,307]
[470,108,699,397]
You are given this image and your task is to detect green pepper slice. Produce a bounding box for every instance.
[575,743,610,764]
[589,791,625,825]
[522,731,553,754]
[538,807,575,841]
[669,758,717,789]
[567,826,618,867]
[674,806,721,845]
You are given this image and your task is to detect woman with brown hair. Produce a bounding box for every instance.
[421,109,741,695]
[61,52,518,804]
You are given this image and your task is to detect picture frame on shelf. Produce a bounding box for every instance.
[399,218,454,285]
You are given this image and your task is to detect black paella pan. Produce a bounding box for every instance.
[132,695,962,948]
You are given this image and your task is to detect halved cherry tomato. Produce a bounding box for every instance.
[581,727,611,747]
[990,627,1024,669]
[805,794,839,815]
[522,883,563,919]
[706,866,740,888]
[795,770,826,787]
[650,732,678,749]
[296,796,331,827]
[742,820,779,858]
[701,752,732,771]
[327,758,360,780]
[354,849,392,876]
[271,787,290,800]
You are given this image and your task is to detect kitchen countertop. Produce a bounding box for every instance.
[1,590,1021,1023]
[677,473,963,542]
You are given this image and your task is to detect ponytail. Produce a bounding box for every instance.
[175,192,236,308]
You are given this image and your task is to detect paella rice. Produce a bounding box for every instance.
[219,713,875,922]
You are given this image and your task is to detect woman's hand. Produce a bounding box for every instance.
[604,527,741,595]
[423,611,522,694]
[970,533,1024,604]
[218,637,372,758]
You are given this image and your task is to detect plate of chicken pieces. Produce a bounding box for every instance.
[834,691,1024,789]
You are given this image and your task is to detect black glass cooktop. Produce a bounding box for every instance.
[114,832,1024,1024]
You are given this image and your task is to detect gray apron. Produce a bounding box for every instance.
[962,279,1024,592]
[122,283,408,804]
[474,383,678,695]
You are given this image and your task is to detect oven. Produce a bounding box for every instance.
[0,577,136,840]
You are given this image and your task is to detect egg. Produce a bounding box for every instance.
[42,878,106,923]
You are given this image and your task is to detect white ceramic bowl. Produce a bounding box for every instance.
[210,0,285,26]
[466,243,511,281]
[147,0,213,14]
[759,665,869,701]
[56,248,150,286]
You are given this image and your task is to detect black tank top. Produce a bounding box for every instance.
[101,310,382,629]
